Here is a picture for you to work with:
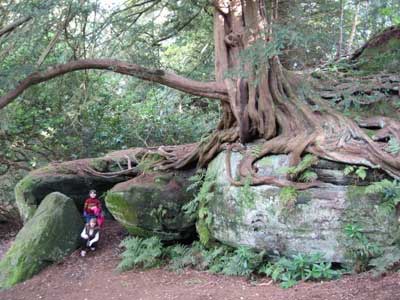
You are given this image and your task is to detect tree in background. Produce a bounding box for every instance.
[0,0,399,198]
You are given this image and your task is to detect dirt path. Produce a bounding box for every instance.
[1,221,400,300]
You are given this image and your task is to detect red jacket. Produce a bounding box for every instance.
[83,197,102,214]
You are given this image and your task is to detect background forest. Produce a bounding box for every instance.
[1,0,399,221]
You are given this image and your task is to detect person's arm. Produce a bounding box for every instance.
[88,231,100,246]
[81,227,88,239]
[83,199,89,213]
[96,198,102,209]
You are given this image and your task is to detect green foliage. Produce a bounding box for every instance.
[365,179,400,214]
[117,236,163,272]
[239,176,255,208]
[117,238,342,288]
[150,204,167,225]
[277,154,319,182]
[298,170,318,183]
[279,187,298,215]
[343,165,368,180]
[343,223,383,272]
[259,253,341,288]
[387,137,400,155]
[183,170,217,245]
[136,153,162,174]
[251,145,263,157]
[166,242,264,277]
[182,169,207,219]
[164,244,196,272]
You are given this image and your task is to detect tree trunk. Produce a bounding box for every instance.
[0,0,399,185]
[208,0,400,185]
[345,1,360,56]
[336,0,345,59]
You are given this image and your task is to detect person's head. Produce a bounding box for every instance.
[89,217,97,228]
[89,189,97,198]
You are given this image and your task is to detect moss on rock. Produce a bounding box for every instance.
[105,171,196,241]
[0,192,83,289]
[203,144,400,264]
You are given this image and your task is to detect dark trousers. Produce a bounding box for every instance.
[80,238,98,250]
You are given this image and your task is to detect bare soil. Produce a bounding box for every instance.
[1,221,400,300]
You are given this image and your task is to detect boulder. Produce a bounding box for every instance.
[14,149,142,222]
[106,171,196,241]
[351,25,400,73]
[202,146,400,263]
[0,192,83,289]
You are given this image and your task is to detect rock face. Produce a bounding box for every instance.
[203,148,400,263]
[106,172,196,241]
[0,192,83,289]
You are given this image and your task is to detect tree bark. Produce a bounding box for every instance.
[0,59,228,109]
[0,0,399,184]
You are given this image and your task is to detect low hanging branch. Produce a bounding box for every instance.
[1,0,399,189]
[0,59,229,109]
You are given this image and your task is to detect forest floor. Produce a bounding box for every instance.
[1,220,400,300]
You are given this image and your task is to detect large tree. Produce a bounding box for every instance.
[1,0,399,187]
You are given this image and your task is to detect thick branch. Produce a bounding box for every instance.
[0,59,229,109]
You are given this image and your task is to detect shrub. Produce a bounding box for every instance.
[117,236,163,272]
[258,253,341,288]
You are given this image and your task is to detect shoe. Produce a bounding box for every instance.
[80,250,86,257]
[90,247,96,251]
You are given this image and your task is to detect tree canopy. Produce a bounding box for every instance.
[1,0,399,206]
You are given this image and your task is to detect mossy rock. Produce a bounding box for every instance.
[203,143,400,264]
[0,192,83,289]
[105,172,196,241]
[14,156,132,222]
[352,25,400,73]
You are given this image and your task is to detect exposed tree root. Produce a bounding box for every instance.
[1,1,399,191]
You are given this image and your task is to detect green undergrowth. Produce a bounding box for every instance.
[343,223,383,272]
[366,179,400,214]
[117,236,342,288]
[182,169,217,245]
[277,154,319,182]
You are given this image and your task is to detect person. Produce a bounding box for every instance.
[80,217,100,257]
[83,189,104,227]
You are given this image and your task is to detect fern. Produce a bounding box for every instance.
[165,244,196,272]
[221,246,265,276]
[181,198,200,219]
[343,223,383,271]
[277,154,318,181]
[344,165,368,180]
[355,166,367,180]
[365,179,400,213]
[387,137,400,155]
[239,176,255,208]
[344,165,355,175]
[299,170,318,182]
[117,236,163,272]
[279,187,298,215]
[251,145,262,157]
[182,169,214,219]
[186,169,207,192]
[258,253,340,288]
